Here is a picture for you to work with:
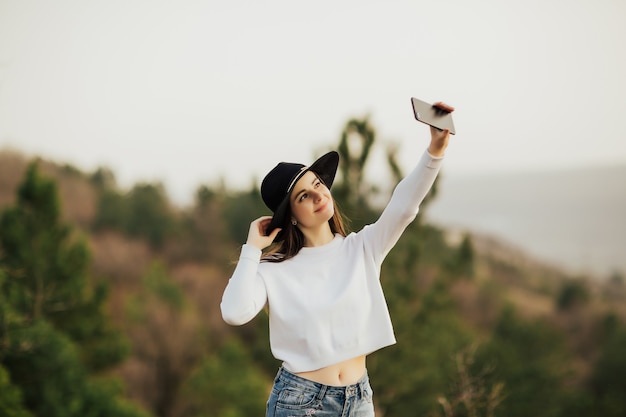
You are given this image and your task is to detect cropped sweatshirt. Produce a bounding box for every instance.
[220,149,443,372]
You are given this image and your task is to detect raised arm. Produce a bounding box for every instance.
[360,102,454,264]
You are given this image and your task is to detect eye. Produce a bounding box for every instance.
[299,193,308,202]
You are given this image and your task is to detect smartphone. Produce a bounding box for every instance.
[411,97,456,135]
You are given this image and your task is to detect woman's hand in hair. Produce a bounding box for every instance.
[428,101,454,157]
[247,216,281,250]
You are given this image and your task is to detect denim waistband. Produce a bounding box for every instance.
[275,366,370,399]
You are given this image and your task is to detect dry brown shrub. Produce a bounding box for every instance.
[0,150,28,209]
[112,357,154,412]
[450,280,501,332]
[170,262,231,338]
[437,345,505,417]
[505,286,554,319]
[413,264,438,293]
[116,299,205,417]
[0,149,97,227]
[552,306,598,385]
[551,282,626,387]
[471,232,568,294]
[35,160,97,227]
[88,232,152,322]
[89,231,152,284]
[162,200,236,267]
[57,173,97,227]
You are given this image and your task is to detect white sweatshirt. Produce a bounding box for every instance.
[221,149,443,372]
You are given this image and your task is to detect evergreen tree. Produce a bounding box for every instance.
[92,181,176,249]
[0,162,148,417]
[589,321,626,416]
[0,365,33,417]
[181,338,269,417]
[335,116,376,213]
[93,188,128,231]
[476,306,571,417]
[556,280,590,311]
[0,269,33,417]
[0,162,128,370]
[124,183,175,248]
[223,185,267,244]
[444,233,476,278]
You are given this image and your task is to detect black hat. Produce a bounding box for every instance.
[261,151,339,237]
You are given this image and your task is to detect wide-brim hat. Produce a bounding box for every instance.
[261,151,339,238]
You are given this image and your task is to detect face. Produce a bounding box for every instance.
[289,171,334,230]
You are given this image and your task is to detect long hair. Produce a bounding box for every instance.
[261,197,348,263]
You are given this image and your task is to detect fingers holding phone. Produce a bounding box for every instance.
[433,101,455,113]
[411,97,456,135]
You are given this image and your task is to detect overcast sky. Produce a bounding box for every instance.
[1,0,624,205]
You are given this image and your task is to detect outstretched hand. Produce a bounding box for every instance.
[247,216,281,250]
[428,101,455,157]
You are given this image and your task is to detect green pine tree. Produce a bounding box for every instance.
[0,162,148,417]
[0,364,32,417]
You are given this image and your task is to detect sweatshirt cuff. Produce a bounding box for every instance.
[424,149,445,169]
[240,244,262,262]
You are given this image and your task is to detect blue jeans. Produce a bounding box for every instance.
[266,366,375,417]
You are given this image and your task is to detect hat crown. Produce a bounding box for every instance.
[261,162,306,212]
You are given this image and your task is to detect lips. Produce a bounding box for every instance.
[315,202,328,213]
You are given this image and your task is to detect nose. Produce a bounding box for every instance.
[311,190,323,202]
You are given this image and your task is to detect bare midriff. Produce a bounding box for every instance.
[295,355,367,386]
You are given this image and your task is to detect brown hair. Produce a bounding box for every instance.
[261,198,348,263]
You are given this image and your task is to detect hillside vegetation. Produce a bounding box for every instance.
[1,118,625,417]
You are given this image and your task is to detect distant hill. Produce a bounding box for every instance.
[425,163,626,279]
[3,148,623,279]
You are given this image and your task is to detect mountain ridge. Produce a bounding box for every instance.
[426,163,626,278]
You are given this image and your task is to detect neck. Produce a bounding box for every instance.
[301,224,335,247]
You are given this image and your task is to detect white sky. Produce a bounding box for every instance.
[1,0,625,205]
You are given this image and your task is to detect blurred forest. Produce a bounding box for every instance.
[1,117,625,417]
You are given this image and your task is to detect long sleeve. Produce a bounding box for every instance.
[220,244,267,325]
[360,149,444,264]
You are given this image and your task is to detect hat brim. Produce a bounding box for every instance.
[266,151,339,239]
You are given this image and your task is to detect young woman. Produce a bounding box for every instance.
[221,102,454,417]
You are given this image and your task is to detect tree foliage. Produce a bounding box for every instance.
[475,306,572,417]
[93,182,175,249]
[335,116,377,211]
[1,116,625,417]
[181,338,269,417]
[556,279,590,311]
[0,163,147,417]
[589,321,626,416]
[370,280,474,416]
